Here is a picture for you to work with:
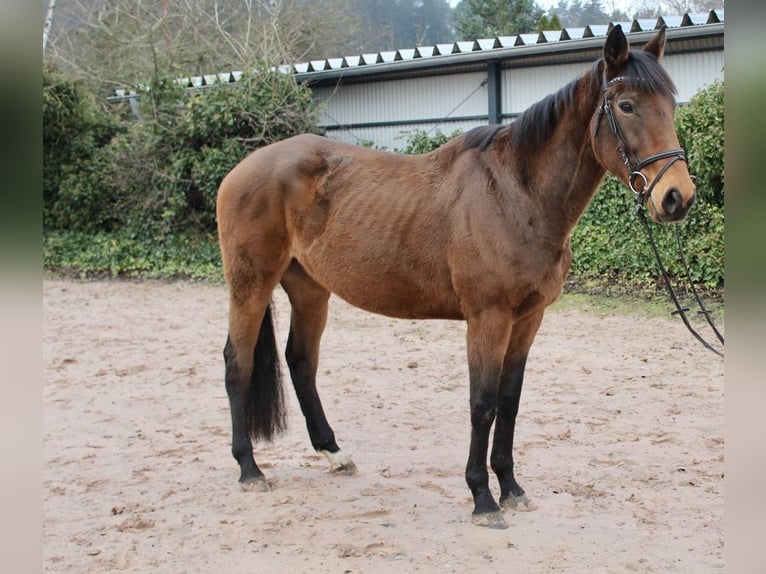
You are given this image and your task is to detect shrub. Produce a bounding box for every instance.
[396,129,463,154]
[43,229,221,280]
[43,77,723,291]
[43,63,122,229]
[44,67,319,238]
[570,175,724,289]
[674,80,724,208]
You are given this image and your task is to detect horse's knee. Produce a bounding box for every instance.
[469,390,497,428]
[465,464,490,491]
[285,338,316,386]
[284,336,303,370]
[223,336,239,375]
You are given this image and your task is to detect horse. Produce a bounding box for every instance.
[215,25,695,529]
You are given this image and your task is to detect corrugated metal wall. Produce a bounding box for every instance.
[316,51,724,149]
[662,51,725,102]
[323,118,487,150]
[313,72,490,149]
[106,11,723,153]
[310,25,724,150]
[314,72,487,127]
[107,9,723,152]
[502,62,590,116]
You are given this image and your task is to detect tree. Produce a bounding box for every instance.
[44,0,362,96]
[580,0,610,24]
[630,0,723,18]
[454,0,544,39]
[537,12,563,31]
[549,0,611,27]
[345,0,453,53]
[43,0,57,54]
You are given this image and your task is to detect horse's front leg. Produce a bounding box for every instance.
[491,311,544,511]
[465,311,514,529]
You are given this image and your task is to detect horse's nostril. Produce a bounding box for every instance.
[662,187,683,215]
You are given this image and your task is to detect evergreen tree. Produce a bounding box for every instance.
[454,0,544,39]
[549,0,611,26]
[349,0,453,52]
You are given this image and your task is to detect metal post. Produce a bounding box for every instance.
[487,61,502,124]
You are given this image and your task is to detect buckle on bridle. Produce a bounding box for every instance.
[629,170,648,196]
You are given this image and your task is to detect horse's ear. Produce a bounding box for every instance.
[643,25,666,60]
[603,24,629,73]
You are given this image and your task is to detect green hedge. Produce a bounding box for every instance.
[43,230,222,280]
[43,64,123,230]
[569,175,724,289]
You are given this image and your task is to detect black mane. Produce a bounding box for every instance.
[460,124,507,152]
[510,50,676,150]
[510,74,583,150]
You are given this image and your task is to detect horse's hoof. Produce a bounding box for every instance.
[240,477,270,493]
[321,449,357,475]
[330,460,357,476]
[471,511,508,529]
[500,492,536,511]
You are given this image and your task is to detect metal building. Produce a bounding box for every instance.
[293,11,724,150]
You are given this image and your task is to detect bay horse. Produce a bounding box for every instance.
[216,25,695,529]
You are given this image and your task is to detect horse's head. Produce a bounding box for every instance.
[591,25,696,223]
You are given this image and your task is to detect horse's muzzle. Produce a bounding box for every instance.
[662,187,696,221]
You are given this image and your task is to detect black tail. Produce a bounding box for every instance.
[247,303,287,441]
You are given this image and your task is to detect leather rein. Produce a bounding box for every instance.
[597,75,724,357]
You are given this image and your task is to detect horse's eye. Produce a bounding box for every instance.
[619,102,634,113]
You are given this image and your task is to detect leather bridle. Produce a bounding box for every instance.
[596,75,687,216]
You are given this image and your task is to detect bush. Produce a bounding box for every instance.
[44,65,320,278]
[43,229,221,280]
[569,176,724,289]
[45,67,319,237]
[396,129,463,154]
[674,81,724,208]
[43,63,122,229]
[162,70,320,231]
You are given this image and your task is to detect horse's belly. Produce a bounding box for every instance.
[295,252,464,320]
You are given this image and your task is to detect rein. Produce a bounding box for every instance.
[598,75,724,357]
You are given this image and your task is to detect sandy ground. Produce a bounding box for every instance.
[42,279,723,573]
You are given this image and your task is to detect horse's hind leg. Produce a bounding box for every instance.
[281,260,356,475]
[223,254,291,491]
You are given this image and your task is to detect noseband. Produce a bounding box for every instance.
[596,75,687,212]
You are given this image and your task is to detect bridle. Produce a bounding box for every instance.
[596,75,687,214]
[595,74,724,357]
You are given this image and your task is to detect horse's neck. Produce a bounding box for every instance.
[530,73,606,241]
